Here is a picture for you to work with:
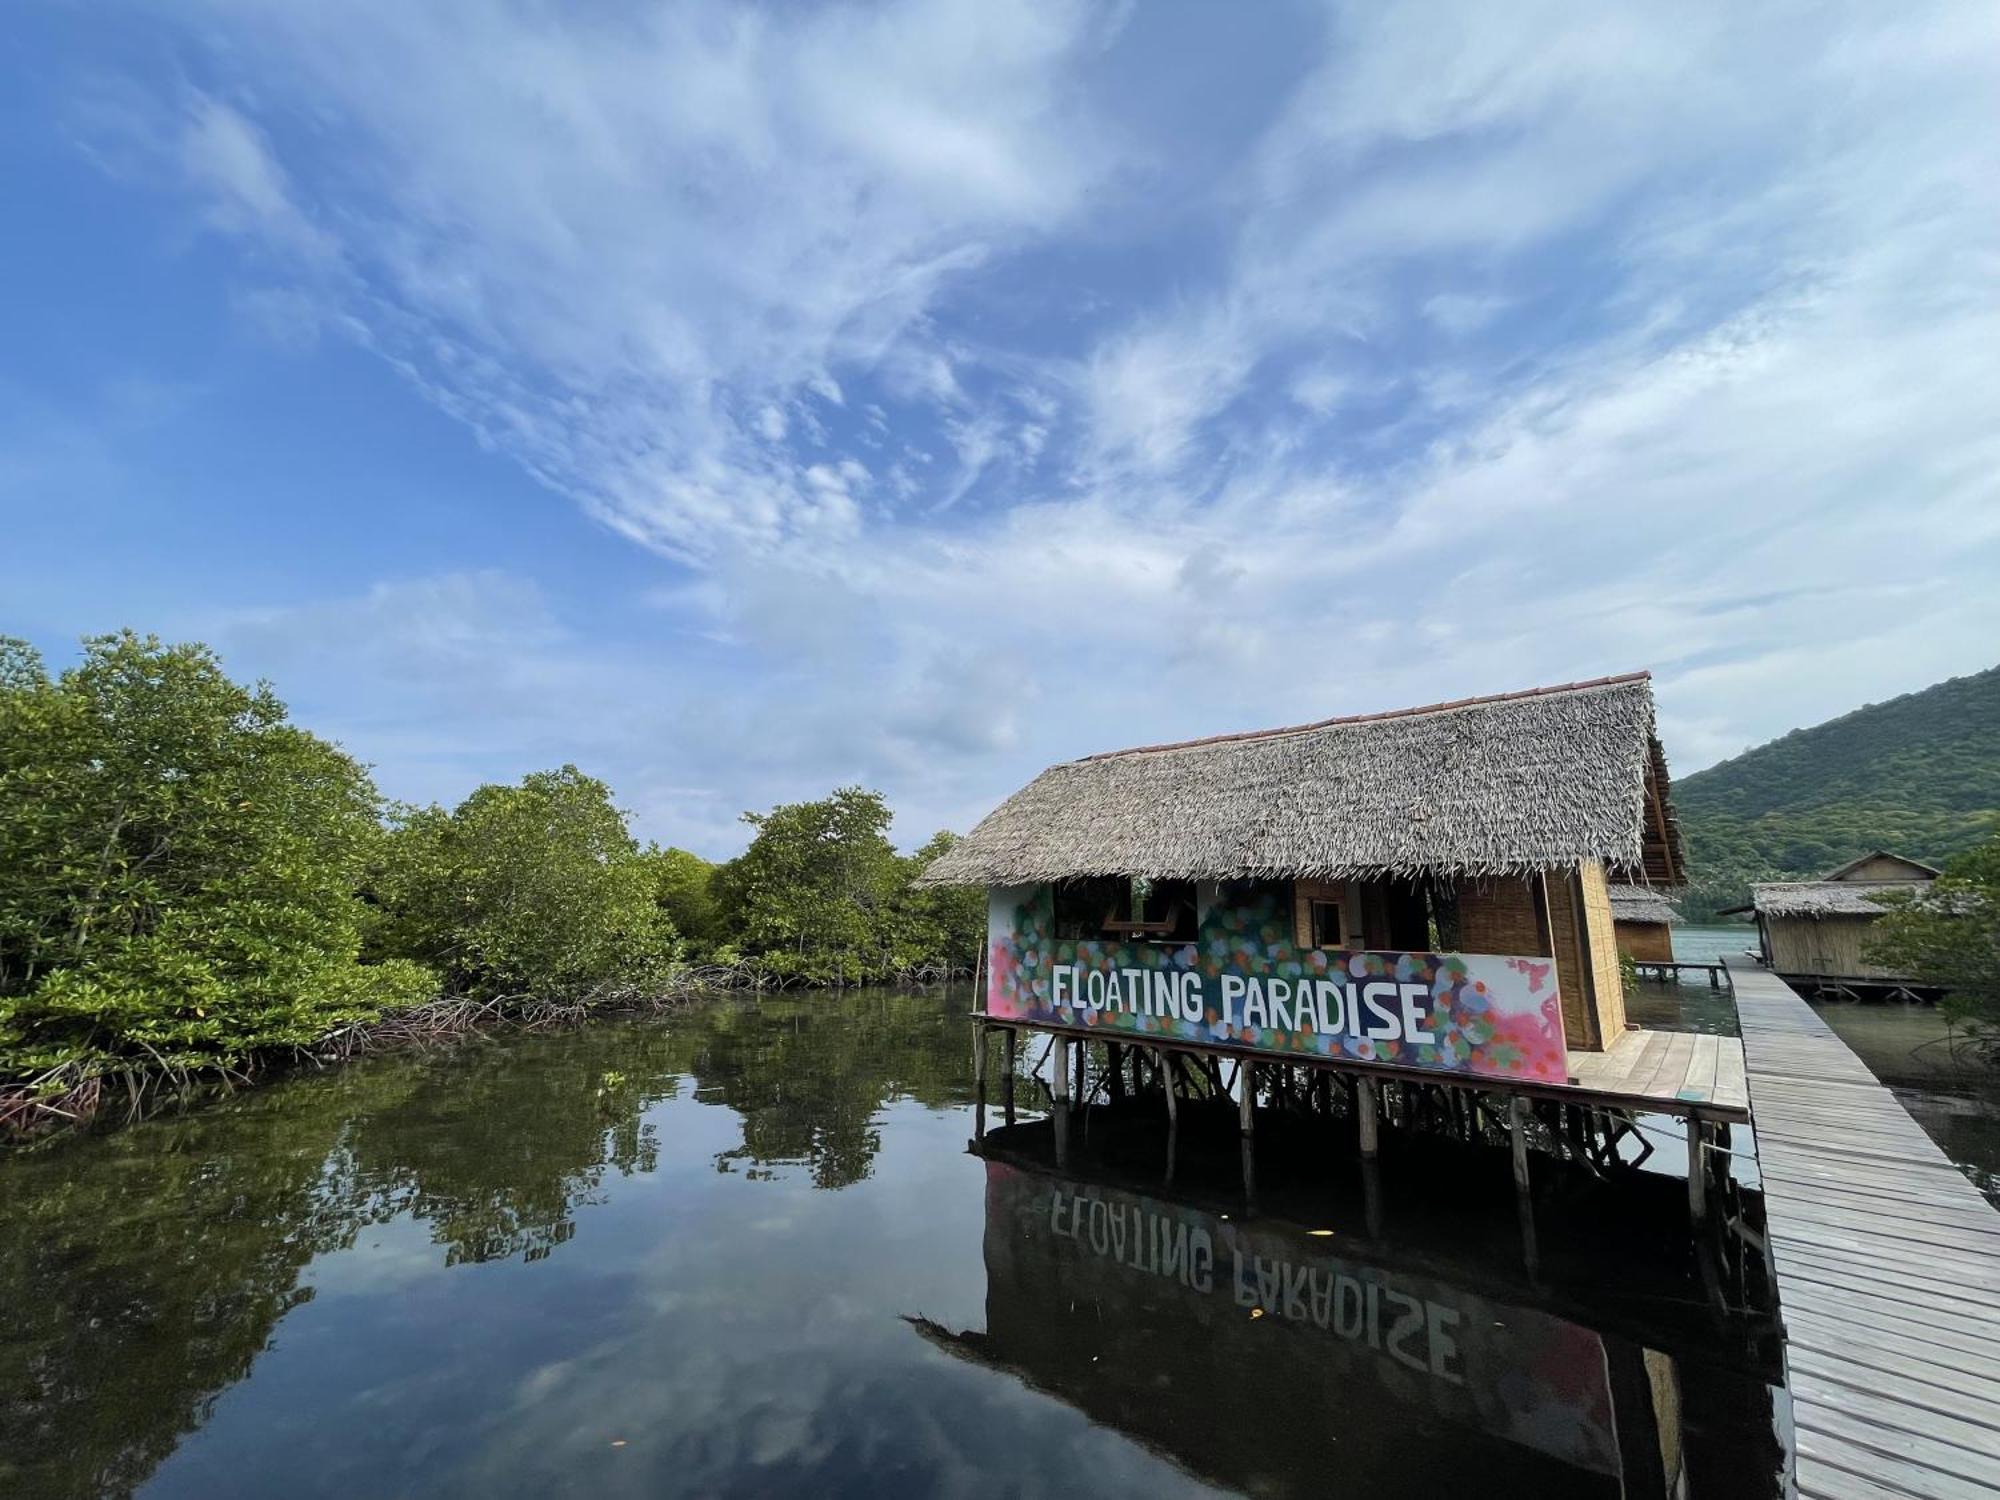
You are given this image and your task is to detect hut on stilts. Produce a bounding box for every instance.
[921,672,1750,1234]
[1724,851,1944,1001]
[1608,883,1680,963]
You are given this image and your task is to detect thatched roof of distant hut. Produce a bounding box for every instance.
[1743,881,1930,918]
[1609,883,1681,925]
[920,672,1682,886]
[1724,851,1944,919]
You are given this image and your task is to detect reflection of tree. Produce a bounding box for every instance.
[0,1079,389,1498]
[674,988,975,1188]
[337,1041,678,1265]
[0,986,978,1497]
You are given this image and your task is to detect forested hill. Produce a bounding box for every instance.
[1675,664,2000,920]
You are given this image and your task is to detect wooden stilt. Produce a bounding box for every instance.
[1357,1077,1380,1158]
[1509,1096,1532,1195]
[1239,1061,1257,1205]
[1050,1034,1071,1167]
[972,1022,987,1142]
[1688,1119,1708,1227]
[1003,1029,1017,1126]
[1510,1096,1539,1276]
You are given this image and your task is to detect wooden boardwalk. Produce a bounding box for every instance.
[1728,956,2000,1499]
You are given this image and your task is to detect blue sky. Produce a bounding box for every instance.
[5,1,1998,857]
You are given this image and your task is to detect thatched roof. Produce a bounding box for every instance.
[1609,883,1680,925]
[920,672,1682,886]
[1744,881,1929,918]
[1819,850,1942,882]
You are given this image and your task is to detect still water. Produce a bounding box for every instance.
[0,984,1793,1498]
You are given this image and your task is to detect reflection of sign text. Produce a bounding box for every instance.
[1047,1187,1462,1383]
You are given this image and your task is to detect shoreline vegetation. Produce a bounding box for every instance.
[0,633,980,1140]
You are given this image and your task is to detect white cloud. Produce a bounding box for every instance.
[69,1,2000,848]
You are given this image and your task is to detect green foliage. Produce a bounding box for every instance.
[0,633,434,1077]
[1678,664,2000,919]
[1867,836,2000,1043]
[713,787,904,982]
[367,767,681,1003]
[899,830,986,973]
[2,631,980,1117]
[710,789,981,983]
[646,845,723,954]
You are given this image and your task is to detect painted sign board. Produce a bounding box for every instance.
[986,883,1568,1085]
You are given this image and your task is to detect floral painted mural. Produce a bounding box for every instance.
[986,883,1569,1085]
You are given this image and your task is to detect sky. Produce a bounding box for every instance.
[4,1,1998,858]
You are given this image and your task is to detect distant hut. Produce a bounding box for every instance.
[1725,851,1941,996]
[1607,884,1680,963]
[922,672,1685,1069]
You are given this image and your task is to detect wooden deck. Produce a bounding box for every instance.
[1567,1026,1748,1118]
[1728,956,2000,1499]
[974,1012,1750,1122]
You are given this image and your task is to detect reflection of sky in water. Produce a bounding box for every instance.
[2,986,1785,1499]
[146,1098,1222,1498]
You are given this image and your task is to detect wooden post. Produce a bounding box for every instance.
[1074,1037,1087,1105]
[1003,1029,1017,1126]
[1160,1048,1180,1187]
[1107,1042,1126,1100]
[1239,1061,1257,1205]
[1051,1034,1070,1168]
[972,1022,987,1142]
[1509,1095,1532,1195]
[1688,1119,1709,1227]
[1510,1095,1539,1276]
[1357,1077,1380,1158]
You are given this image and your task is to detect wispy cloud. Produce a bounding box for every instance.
[42,0,2000,849]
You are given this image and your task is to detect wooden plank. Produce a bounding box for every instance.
[1796,1462,1944,1500]
[1793,1427,1997,1500]
[1771,1236,2000,1309]
[1787,1343,2000,1433]
[1677,1032,1721,1100]
[1768,1194,2000,1249]
[1631,1029,1697,1099]
[1758,1164,2000,1217]
[1777,1262,2000,1341]
[1784,1306,2000,1384]
[1580,1029,1664,1092]
[1713,1041,1750,1110]
[1789,1376,2000,1489]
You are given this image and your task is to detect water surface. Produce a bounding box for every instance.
[3,986,1786,1498]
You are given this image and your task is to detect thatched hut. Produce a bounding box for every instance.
[922,672,1684,1082]
[1726,852,1941,990]
[1608,883,1680,963]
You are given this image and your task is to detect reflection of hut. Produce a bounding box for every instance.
[1725,852,1941,997]
[1607,884,1679,963]
[912,1150,1781,1498]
